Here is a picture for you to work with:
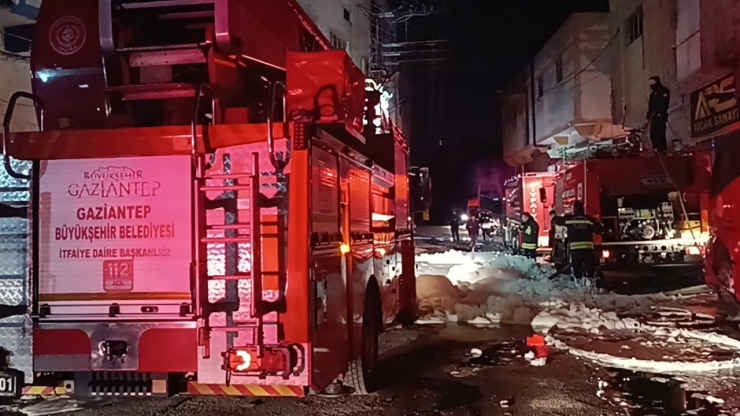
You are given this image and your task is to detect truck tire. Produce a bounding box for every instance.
[345,288,381,394]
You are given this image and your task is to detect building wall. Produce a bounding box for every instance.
[0,26,37,133]
[297,0,372,72]
[531,13,611,144]
[532,17,577,143]
[609,0,679,133]
[503,13,611,170]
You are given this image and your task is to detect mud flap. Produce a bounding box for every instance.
[0,162,34,385]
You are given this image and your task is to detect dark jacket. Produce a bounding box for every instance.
[466,218,480,235]
[521,218,539,250]
[647,76,670,120]
[553,214,603,250]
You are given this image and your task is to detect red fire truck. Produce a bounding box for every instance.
[559,152,710,278]
[0,0,416,398]
[706,130,740,314]
[502,172,557,251]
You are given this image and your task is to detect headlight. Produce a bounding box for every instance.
[460,214,469,221]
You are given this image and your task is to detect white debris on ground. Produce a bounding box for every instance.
[415,250,664,326]
[415,250,740,376]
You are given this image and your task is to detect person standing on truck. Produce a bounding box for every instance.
[466,215,480,251]
[520,212,539,259]
[449,210,461,243]
[553,201,603,280]
[646,76,670,153]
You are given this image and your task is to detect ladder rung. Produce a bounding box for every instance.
[117,43,204,53]
[201,237,252,244]
[206,174,254,180]
[119,0,214,10]
[209,274,251,281]
[201,185,252,192]
[210,325,259,331]
[208,224,250,230]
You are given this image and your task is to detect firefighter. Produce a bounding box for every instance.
[520,212,539,259]
[449,210,461,243]
[553,201,603,280]
[646,76,670,153]
[466,215,480,252]
[548,209,566,266]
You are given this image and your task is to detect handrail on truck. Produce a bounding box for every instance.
[191,83,215,165]
[3,91,44,180]
[267,80,291,170]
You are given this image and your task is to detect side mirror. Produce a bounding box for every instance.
[539,187,547,203]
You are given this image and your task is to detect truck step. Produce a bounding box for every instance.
[118,0,214,10]
[106,83,197,101]
[117,43,206,53]
[128,48,207,68]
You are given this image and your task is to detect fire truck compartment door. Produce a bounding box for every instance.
[37,156,193,316]
[591,156,708,196]
[0,161,33,383]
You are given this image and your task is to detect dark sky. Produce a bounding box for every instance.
[419,0,609,216]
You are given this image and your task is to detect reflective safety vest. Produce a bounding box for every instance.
[521,219,539,250]
[554,215,603,251]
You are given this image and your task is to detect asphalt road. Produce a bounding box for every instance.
[13,324,614,416]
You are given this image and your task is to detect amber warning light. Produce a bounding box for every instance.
[222,348,289,375]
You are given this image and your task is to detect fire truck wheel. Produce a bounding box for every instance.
[346,283,382,394]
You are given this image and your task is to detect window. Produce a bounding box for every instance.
[536,75,544,99]
[555,56,563,83]
[624,6,644,46]
[330,31,348,51]
[343,8,351,23]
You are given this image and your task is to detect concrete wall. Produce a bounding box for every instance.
[297,0,372,72]
[501,74,529,163]
[503,13,611,168]
[531,13,611,144]
[609,0,679,131]
[0,28,37,133]
[531,17,577,143]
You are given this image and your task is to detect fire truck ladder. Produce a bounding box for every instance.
[191,82,298,382]
[99,0,220,102]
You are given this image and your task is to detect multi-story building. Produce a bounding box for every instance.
[0,0,38,132]
[586,0,740,149]
[503,13,619,171]
[670,0,740,145]
[609,1,678,130]
[296,0,372,73]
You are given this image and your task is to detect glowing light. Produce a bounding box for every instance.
[460,214,469,221]
[601,250,610,259]
[686,246,701,256]
[234,350,252,372]
[340,243,351,255]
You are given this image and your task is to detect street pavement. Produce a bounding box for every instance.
[11,324,614,416]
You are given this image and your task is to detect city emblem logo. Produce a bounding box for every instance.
[49,16,87,56]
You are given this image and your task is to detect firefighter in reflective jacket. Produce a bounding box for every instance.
[520,212,539,259]
[552,201,603,279]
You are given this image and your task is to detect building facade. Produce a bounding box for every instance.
[0,0,38,133]
[503,13,618,171]
[297,0,372,73]
[671,0,740,145]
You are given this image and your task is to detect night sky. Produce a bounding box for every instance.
[419,0,609,219]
